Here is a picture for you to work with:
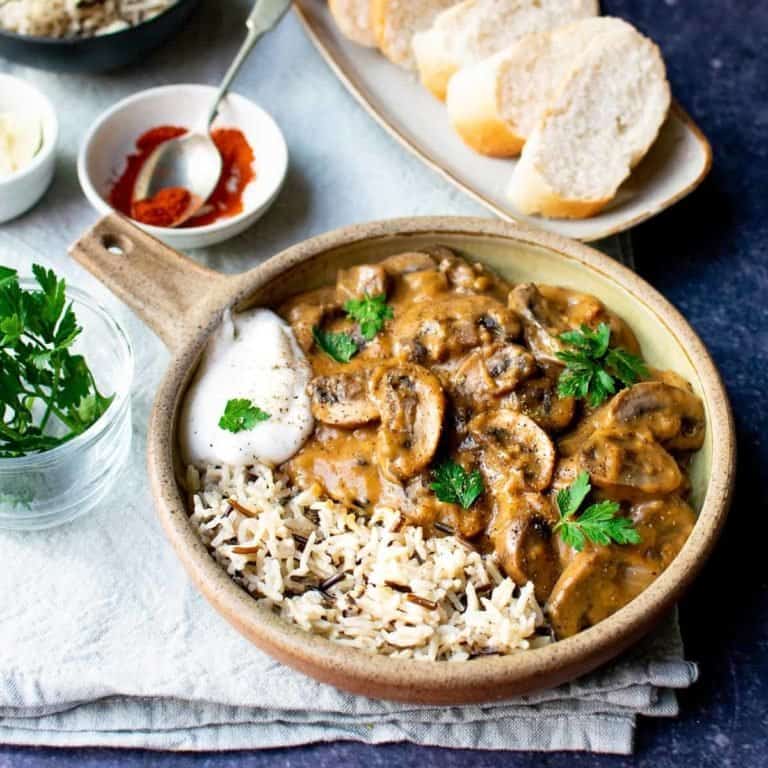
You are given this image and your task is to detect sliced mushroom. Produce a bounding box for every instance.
[396,268,451,304]
[502,369,576,433]
[558,407,607,457]
[490,492,562,602]
[379,250,438,275]
[309,371,379,427]
[336,264,389,302]
[546,496,695,638]
[437,253,512,300]
[607,381,706,453]
[550,456,582,491]
[579,428,683,497]
[558,380,705,461]
[439,254,477,291]
[630,495,696,563]
[508,284,565,363]
[468,409,556,493]
[537,284,640,354]
[454,343,537,403]
[370,363,445,482]
[484,344,537,392]
[508,283,640,363]
[278,286,340,353]
[546,550,620,638]
[391,295,522,365]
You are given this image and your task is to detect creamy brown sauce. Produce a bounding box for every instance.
[277,248,705,638]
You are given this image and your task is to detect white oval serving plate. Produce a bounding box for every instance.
[293,0,712,242]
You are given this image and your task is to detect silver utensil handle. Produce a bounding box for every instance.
[206,0,293,127]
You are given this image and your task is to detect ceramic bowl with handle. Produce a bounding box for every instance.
[69,214,735,704]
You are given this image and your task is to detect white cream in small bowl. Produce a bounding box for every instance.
[0,74,57,223]
[180,308,314,467]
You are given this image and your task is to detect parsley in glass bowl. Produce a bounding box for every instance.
[0,267,133,530]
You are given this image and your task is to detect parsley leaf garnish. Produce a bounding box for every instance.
[556,322,649,407]
[218,399,270,433]
[312,325,359,363]
[0,264,114,457]
[553,471,641,552]
[343,293,393,341]
[430,460,484,509]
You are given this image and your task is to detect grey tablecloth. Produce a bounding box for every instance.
[0,1,694,754]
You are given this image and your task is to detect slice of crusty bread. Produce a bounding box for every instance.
[329,0,377,46]
[446,17,631,156]
[507,23,671,219]
[413,0,599,100]
[371,0,459,70]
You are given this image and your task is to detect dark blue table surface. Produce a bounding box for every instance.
[2,0,766,766]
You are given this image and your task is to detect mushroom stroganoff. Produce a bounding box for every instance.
[184,246,705,659]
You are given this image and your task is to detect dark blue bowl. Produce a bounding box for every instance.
[0,0,200,73]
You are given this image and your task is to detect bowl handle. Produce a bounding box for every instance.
[69,214,233,350]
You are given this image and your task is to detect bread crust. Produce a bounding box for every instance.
[329,0,377,47]
[373,0,457,70]
[370,0,387,49]
[372,0,419,68]
[446,60,525,156]
[508,172,613,218]
[412,29,456,99]
[508,29,670,220]
[414,0,602,101]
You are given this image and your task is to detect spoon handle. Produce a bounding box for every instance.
[206,0,293,127]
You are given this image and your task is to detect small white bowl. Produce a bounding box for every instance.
[0,74,58,223]
[78,84,288,250]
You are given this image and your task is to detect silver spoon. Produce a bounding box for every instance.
[132,0,293,227]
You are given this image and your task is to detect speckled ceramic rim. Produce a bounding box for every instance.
[71,215,735,704]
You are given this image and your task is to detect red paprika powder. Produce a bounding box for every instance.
[109,125,186,220]
[132,187,192,228]
[187,128,255,227]
[109,125,256,229]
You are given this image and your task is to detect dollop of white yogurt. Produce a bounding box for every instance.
[180,308,314,466]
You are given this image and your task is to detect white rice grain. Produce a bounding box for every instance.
[187,463,550,661]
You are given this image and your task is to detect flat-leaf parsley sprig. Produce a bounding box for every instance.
[0,264,114,457]
[343,293,393,341]
[312,326,359,364]
[556,322,649,407]
[553,471,641,552]
[219,399,270,433]
[312,294,393,363]
[430,460,484,510]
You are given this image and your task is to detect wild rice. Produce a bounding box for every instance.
[186,462,550,661]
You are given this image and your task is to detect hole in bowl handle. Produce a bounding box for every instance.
[69,214,232,350]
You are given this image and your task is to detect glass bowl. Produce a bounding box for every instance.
[0,281,134,530]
